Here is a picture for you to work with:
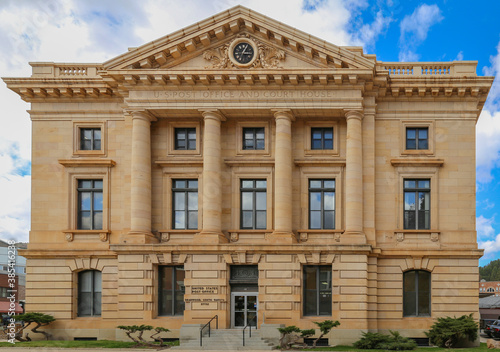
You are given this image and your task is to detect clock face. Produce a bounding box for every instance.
[233,42,255,64]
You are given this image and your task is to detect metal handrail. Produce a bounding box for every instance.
[242,315,256,346]
[200,315,218,347]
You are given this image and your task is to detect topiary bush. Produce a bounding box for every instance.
[425,314,478,348]
[353,330,417,350]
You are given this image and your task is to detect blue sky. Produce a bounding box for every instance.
[0,0,499,266]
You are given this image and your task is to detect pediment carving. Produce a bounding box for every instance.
[203,35,285,69]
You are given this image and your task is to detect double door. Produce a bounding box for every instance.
[231,292,258,328]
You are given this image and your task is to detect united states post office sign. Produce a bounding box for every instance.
[191,286,218,294]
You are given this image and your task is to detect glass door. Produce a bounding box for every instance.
[231,292,258,328]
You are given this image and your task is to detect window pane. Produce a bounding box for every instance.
[242,180,253,189]
[255,180,267,189]
[310,180,322,189]
[188,180,198,189]
[79,292,91,316]
[324,211,334,229]
[324,192,334,210]
[94,129,101,140]
[188,140,196,150]
[404,192,415,210]
[174,211,185,229]
[94,180,103,189]
[80,271,92,292]
[404,211,416,229]
[93,271,102,292]
[94,192,103,211]
[404,271,416,292]
[310,211,321,229]
[419,192,430,211]
[94,140,101,150]
[418,128,427,139]
[403,291,417,316]
[188,192,198,210]
[324,129,333,139]
[175,193,185,210]
[256,192,266,210]
[241,192,253,210]
[80,193,91,210]
[312,129,322,140]
[406,139,416,149]
[93,212,102,230]
[244,130,254,140]
[418,291,430,315]
[80,211,91,230]
[174,180,186,188]
[404,180,416,189]
[188,211,198,229]
[310,193,321,210]
[312,140,322,149]
[406,129,416,139]
[256,129,264,139]
[244,140,254,149]
[418,180,430,189]
[242,211,253,228]
[324,180,335,189]
[93,292,102,315]
[177,130,186,139]
[80,180,92,189]
[418,139,428,149]
[256,139,265,149]
[188,129,196,140]
[323,139,333,149]
[162,267,173,290]
[256,211,266,229]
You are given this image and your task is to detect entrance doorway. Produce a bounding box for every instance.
[231,292,258,328]
[229,265,258,328]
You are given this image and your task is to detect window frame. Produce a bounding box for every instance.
[80,128,102,151]
[73,122,106,157]
[158,266,185,316]
[406,127,428,150]
[174,127,197,151]
[403,179,431,230]
[236,121,271,156]
[303,265,332,316]
[172,179,199,230]
[242,127,265,151]
[403,270,431,317]
[310,127,334,150]
[77,179,103,230]
[77,270,102,317]
[240,179,267,230]
[166,121,202,157]
[400,121,434,156]
[304,121,339,156]
[308,179,336,230]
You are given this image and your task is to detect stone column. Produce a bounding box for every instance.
[344,110,366,243]
[270,109,296,243]
[198,110,227,243]
[128,110,156,243]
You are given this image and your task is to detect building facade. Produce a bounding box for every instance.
[3,6,493,345]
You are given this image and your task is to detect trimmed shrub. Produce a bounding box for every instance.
[425,314,478,348]
[353,330,417,350]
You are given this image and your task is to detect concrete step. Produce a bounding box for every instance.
[174,328,274,350]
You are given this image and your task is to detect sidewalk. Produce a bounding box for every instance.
[0,349,272,352]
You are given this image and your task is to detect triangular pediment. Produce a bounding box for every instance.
[103,5,376,72]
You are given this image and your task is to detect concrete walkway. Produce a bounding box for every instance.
[0,349,272,352]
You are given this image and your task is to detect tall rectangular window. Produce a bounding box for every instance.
[303,266,332,316]
[404,179,430,230]
[78,270,101,317]
[309,180,335,229]
[159,266,185,316]
[78,180,103,230]
[311,127,333,150]
[172,180,198,230]
[406,127,428,150]
[80,128,101,150]
[243,127,265,150]
[175,128,196,150]
[403,270,431,317]
[240,179,267,229]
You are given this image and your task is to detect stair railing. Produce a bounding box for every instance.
[200,314,218,347]
[242,315,257,346]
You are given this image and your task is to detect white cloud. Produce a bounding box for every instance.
[398,4,443,61]
[477,215,496,240]
[476,109,500,183]
[455,51,464,61]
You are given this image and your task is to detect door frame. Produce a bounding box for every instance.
[230,291,258,328]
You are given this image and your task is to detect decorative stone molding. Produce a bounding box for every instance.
[394,230,440,243]
[63,230,110,242]
[204,35,285,69]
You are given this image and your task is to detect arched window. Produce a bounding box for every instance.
[487,287,494,293]
[78,270,102,317]
[403,270,430,317]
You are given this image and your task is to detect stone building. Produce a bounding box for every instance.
[3,6,493,346]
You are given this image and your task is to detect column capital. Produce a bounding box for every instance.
[345,110,364,121]
[199,109,226,122]
[272,109,295,122]
[128,110,157,122]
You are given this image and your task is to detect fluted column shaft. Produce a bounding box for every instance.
[273,110,294,235]
[345,110,364,234]
[201,110,225,235]
[130,111,153,236]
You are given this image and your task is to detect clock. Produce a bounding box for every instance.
[233,41,254,64]
[229,38,257,67]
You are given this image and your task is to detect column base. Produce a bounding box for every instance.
[341,231,367,244]
[123,231,159,244]
[196,231,229,244]
[266,231,297,244]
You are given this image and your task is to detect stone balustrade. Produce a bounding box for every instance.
[30,62,104,78]
[378,61,477,77]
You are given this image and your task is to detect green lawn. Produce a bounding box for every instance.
[300,343,489,352]
[0,339,179,348]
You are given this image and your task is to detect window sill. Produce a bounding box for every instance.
[228,230,271,242]
[294,158,346,167]
[224,158,274,167]
[63,230,110,242]
[401,150,434,156]
[391,158,443,167]
[59,159,116,168]
[394,230,440,242]
[158,230,198,242]
[155,158,203,168]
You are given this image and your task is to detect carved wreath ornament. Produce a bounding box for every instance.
[203,35,286,69]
